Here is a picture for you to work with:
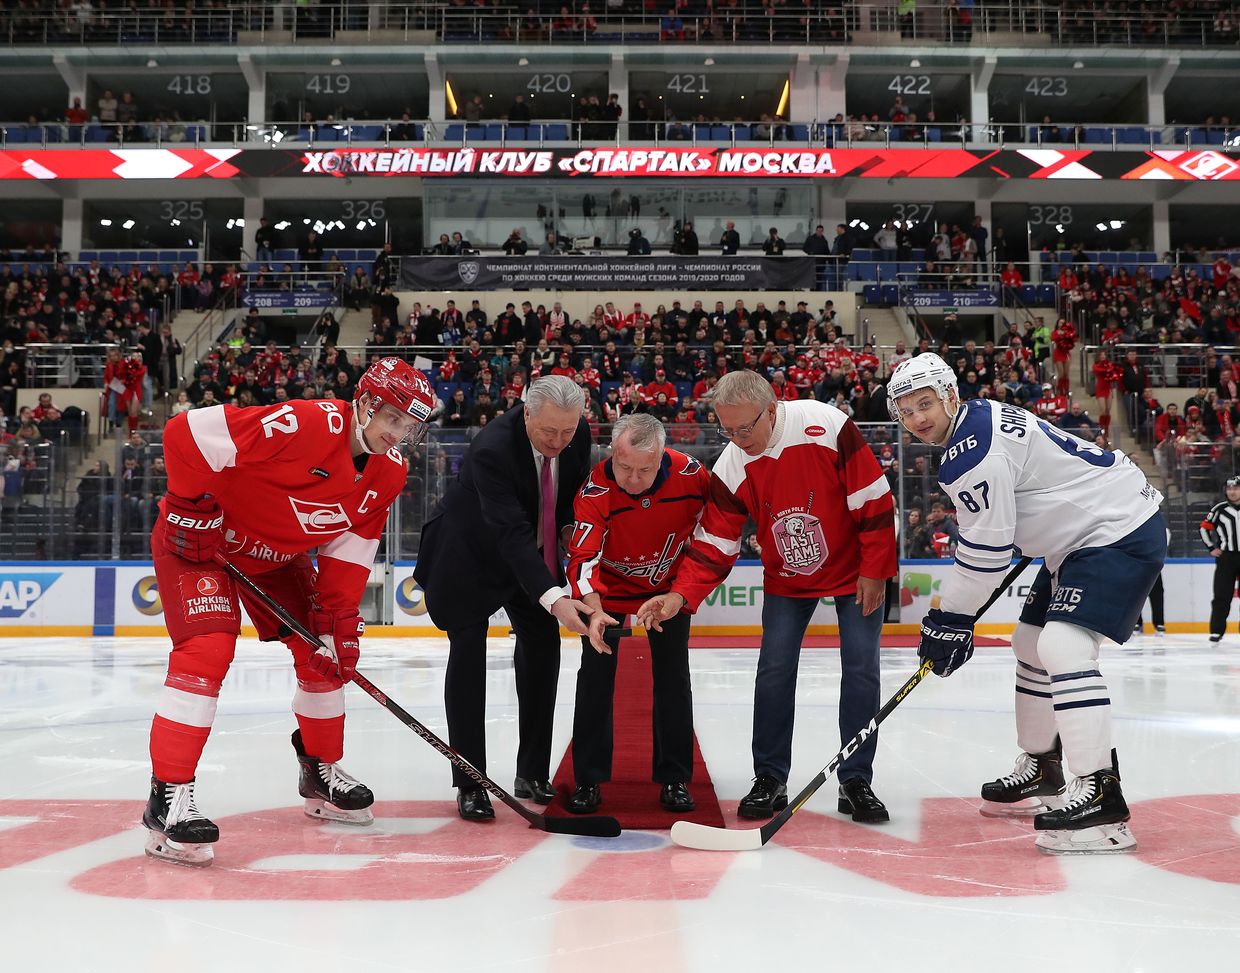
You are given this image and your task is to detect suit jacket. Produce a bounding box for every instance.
[414,405,593,630]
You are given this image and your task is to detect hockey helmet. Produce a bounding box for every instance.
[887,352,960,422]
[355,357,435,423]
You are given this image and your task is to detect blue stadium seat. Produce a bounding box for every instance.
[1116,127,1148,145]
[1036,284,1057,305]
[275,249,297,262]
[117,251,138,264]
[601,381,619,400]
[544,123,569,140]
[733,126,750,141]
[1019,284,1037,304]
[926,127,942,142]
[79,251,98,263]
[789,124,809,141]
[484,123,505,140]
[1083,127,1109,144]
[862,284,881,304]
[506,125,528,141]
[85,124,109,143]
[99,251,119,266]
[850,263,880,282]
[674,381,693,402]
[525,123,542,140]
[876,261,900,281]
[710,125,731,141]
[445,123,465,141]
[295,128,313,142]
[351,125,382,141]
[850,248,876,261]
[879,284,899,305]
[335,249,356,262]
[157,251,178,264]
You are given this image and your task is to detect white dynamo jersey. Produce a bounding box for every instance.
[935,398,1163,616]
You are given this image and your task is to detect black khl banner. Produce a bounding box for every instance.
[400,255,817,291]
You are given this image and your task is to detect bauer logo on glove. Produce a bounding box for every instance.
[917,608,976,677]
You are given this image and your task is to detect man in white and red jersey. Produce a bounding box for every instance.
[638,370,897,824]
[563,414,711,815]
[1035,382,1069,421]
[141,357,435,866]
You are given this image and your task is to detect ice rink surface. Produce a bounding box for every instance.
[1,633,1238,973]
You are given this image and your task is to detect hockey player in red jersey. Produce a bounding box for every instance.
[563,413,711,815]
[141,357,436,865]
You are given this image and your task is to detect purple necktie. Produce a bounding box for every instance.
[540,455,558,576]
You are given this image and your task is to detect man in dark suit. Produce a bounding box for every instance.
[415,375,608,821]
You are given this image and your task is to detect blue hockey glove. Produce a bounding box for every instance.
[918,608,976,677]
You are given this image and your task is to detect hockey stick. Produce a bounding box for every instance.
[669,556,1034,852]
[216,556,622,839]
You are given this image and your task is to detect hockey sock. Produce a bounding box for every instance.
[151,673,222,783]
[1011,622,1057,754]
[1037,621,1113,776]
[293,682,345,763]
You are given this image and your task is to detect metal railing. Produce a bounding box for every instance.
[1,1,1236,48]
[4,117,1237,152]
[22,343,116,388]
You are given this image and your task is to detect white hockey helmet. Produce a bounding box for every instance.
[887,352,960,422]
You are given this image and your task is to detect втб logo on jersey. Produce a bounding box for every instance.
[288,497,353,535]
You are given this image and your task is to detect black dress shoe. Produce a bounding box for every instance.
[565,784,602,814]
[514,776,555,804]
[659,782,695,813]
[838,778,889,824]
[738,774,788,820]
[457,786,495,822]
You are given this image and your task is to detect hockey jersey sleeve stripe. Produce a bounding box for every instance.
[696,526,742,557]
[956,536,1015,553]
[185,404,238,472]
[953,556,1012,573]
[156,685,219,728]
[319,530,380,568]
[845,474,891,511]
[293,686,345,720]
[574,550,604,597]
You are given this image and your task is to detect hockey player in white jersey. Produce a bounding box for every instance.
[889,354,1166,854]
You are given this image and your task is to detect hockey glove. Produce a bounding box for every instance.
[918,608,976,677]
[160,494,225,563]
[309,609,365,683]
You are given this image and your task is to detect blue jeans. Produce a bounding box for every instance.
[753,593,883,785]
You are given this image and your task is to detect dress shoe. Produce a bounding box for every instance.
[565,784,602,814]
[456,786,495,822]
[838,778,889,824]
[659,782,695,813]
[514,776,555,804]
[738,774,788,820]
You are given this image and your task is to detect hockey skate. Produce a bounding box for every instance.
[142,776,219,867]
[1033,751,1136,855]
[978,738,1065,818]
[292,729,375,825]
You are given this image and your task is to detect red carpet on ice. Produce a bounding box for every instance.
[546,636,725,830]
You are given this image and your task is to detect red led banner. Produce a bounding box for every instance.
[0,146,1237,180]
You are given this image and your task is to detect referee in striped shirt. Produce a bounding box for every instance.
[1201,476,1240,642]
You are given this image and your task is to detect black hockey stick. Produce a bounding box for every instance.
[670,556,1034,851]
[216,556,622,839]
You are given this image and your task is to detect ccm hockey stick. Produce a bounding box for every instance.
[670,556,1034,851]
[217,556,622,839]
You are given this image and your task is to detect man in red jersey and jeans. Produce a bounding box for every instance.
[639,370,897,823]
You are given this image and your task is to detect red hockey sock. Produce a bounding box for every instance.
[293,684,346,762]
[150,714,212,783]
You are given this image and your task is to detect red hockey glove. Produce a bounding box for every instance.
[160,494,224,563]
[309,609,365,683]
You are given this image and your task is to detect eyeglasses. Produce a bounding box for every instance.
[717,404,771,441]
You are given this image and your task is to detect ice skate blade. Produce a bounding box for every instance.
[979,795,1062,818]
[1035,823,1136,855]
[304,799,374,825]
[144,833,214,867]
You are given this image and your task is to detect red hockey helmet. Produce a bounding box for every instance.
[355,357,435,423]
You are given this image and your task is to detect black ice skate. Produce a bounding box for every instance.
[142,776,219,867]
[979,738,1066,818]
[1033,750,1136,855]
[292,729,375,825]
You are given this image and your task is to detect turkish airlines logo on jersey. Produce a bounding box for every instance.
[196,576,219,596]
[289,497,353,535]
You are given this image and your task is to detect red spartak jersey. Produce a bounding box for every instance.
[673,400,897,607]
[160,400,407,612]
[567,449,711,612]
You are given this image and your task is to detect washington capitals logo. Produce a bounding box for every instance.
[678,456,702,475]
[580,473,609,499]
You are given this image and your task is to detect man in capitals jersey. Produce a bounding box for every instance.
[141,357,435,865]
[563,414,711,815]
[639,370,897,824]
